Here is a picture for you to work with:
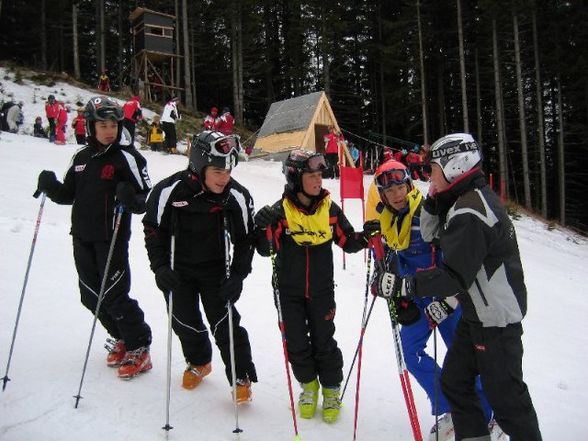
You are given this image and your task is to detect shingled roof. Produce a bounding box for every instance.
[257,91,323,137]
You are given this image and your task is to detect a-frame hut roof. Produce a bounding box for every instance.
[255,91,340,153]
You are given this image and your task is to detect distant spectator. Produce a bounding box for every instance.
[406,145,427,181]
[323,126,344,178]
[97,70,111,92]
[215,107,234,135]
[161,96,180,154]
[394,148,408,165]
[55,102,68,145]
[123,95,143,146]
[71,108,87,145]
[349,142,360,167]
[203,106,218,130]
[34,117,48,138]
[6,101,24,133]
[45,94,59,142]
[0,101,13,131]
[146,115,165,152]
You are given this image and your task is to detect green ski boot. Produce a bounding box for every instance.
[298,379,319,419]
[322,386,341,423]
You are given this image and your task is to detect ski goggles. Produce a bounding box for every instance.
[305,154,327,172]
[375,168,410,189]
[95,105,124,121]
[208,134,240,157]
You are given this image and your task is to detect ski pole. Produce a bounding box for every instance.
[372,235,423,441]
[74,205,124,408]
[162,232,176,433]
[433,326,439,441]
[267,227,302,441]
[341,249,374,401]
[224,215,243,435]
[2,192,47,391]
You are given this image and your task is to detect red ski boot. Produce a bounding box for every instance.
[117,346,152,379]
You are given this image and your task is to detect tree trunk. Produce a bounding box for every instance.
[175,0,181,91]
[513,14,531,209]
[231,0,243,125]
[475,48,482,146]
[417,0,428,144]
[532,11,547,218]
[117,3,124,87]
[492,19,507,199]
[190,18,198,112]
[379,1,386,140]
[456,0,469,132]
[72,2,80,79]
[437,62,446,137]
[556,75,565,225]
[41,0,47,70]
[99,0,105,74]
[182,0,193,110]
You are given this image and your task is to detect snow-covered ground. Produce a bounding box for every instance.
[1,72,588,441]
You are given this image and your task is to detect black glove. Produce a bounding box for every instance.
[218,274,243,303]
[425,296,458,328]
[423,195,439,216]
[363,219,381,239]
[254,205,276,229]
[393,297,421,325]
[155,266,182,292]
[37,170,58,194]
[371,268,397,298]
[116,182,137,210]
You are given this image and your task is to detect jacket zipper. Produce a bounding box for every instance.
[474,278,489,306]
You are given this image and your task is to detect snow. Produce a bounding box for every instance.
[2,72,588,441]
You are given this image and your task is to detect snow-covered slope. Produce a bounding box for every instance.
[1,73,587,441]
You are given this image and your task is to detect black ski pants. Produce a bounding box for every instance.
[164,262,257,384]
[440,320,542,441]
[73,237,152,351]
[161,121,177,150]
[279,291,343,388]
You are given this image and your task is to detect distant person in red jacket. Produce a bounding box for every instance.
[203,106,218,130]
[405,145,427,181]
[55,102,68,145]
[323,126,344,178]
[98,70,111,92]
[45,94,59,142]
[215,107,234,135]
[71,108,86,145]
[123,95,143,146]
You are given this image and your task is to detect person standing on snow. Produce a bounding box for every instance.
[215,107,234,135]
[143,130,257,403]
[254,149,374,424]
[71,107,87,145]
[54,101,68,145]
[203,106,218,130]
[35,96,153,380]
[382,133,542,441]
[122,95,143,146]
[45,94,59,142]
[161,96,180,154]
[323,126,344,179]
[369,159,499,441]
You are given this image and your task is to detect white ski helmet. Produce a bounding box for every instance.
[429,133,482,183]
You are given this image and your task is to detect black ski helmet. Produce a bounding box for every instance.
[84,96,124,142]
[189,130,240,177]
[47,94,55,103]
[283,149,327,192]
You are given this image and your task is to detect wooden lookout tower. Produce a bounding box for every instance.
[129,7,184,102]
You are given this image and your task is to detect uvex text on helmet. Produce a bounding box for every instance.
[84,96,124,140]
[429,133,481,183]
[189,130,239,177]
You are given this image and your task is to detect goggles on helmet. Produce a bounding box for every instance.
[208,134,240,157]
[305,154,327,172]
[375,168,410,189]
[94,105,124,121]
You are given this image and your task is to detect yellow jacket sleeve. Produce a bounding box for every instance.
[365,181,381,221]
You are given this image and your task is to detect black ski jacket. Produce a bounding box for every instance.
[143,170,255,279]
[256,188,367,298]
[45,141,151,242]
[414,169,528,327]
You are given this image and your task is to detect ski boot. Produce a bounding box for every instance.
[117,346,152,379]
[105,338,126,367]
[298,379,319,419]
[322,386,341,423]
[235,378,252,404]
[182,362,212,389]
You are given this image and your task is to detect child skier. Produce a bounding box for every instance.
[35,96,153,379]
[71,108,86,145]
[254,149,375,423]
[146,115,165,152]
[143,130,257,402]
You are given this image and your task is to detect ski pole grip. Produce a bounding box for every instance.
[33,189,42,199]
[265,225,273,242]
[369,234,385,261]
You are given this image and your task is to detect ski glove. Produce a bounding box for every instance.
[37,170,58,194]
[155,266,182,293]
[254,205,276,229]
[371,269,397,298]
[425,296,458,328]
[362,220,381,239]
[393,297,421,326]
[218,274,243,304]
[116,182,138,211]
